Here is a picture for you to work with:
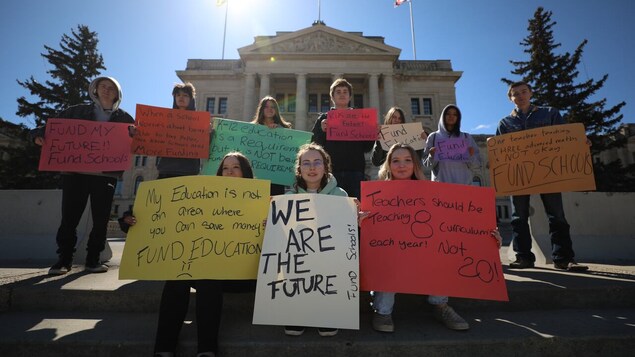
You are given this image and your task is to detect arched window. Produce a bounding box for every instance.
[134,176,144,195]
[472,176,482,186]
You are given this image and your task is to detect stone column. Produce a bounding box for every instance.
[295,73,308,131]
[382,73,395,113]
[369,73,380,114]
[259,73,270,99]
[243,73,256,120]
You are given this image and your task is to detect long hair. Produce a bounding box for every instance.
[172,82,196,111]
[378,143,426,181]
[384,106,406,124]
[293,143,333,192]
[216,151,254,179]
[251,96,292,128]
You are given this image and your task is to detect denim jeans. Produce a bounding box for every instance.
[373,292,449,314]
[510,193,575,263]
[333,171,365,200]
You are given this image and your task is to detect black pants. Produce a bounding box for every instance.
[154,279,255,354]
[55,174,117,262]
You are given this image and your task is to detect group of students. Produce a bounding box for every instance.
[34,76,567,357]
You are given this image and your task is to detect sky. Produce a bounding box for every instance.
[1,0,633,134]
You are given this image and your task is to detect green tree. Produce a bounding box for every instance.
[503,7,632,191]
[16,25,105,127]
[0,118,60,189]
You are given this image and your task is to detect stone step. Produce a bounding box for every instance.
[0,307,633,357]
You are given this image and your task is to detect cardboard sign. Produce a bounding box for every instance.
[360,180,507,302]
[379,123,426,151]
[436,137,471,162]
[326,108,378,141]
[131,104,210,158]
[253,194,360,329]
[201,118,312,186]
[38,119,132,172]
[119,175,270,280]
[487,123,596,195]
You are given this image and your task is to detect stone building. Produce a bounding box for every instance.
[111,23,510,220]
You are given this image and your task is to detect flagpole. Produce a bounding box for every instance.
[221,0,229,60]
[409,0,417,60]
[318,0,321,22]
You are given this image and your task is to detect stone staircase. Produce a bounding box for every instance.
[1,239,634,356]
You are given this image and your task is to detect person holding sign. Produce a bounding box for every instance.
[251,96,292,196]
[282,143,348,337]
[371,106,426,167]
[423,104,480,184]
[31,76,134,275]
[123,152,257,357]
[311,78,374,200]
[370,143,501,333]
[496,81,588,272]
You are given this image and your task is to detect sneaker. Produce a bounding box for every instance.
[508,257,534,269]
[48,259,72,275]
[372,312,394,333]
[433,305,469,331]
[317,328,338,337]
[554,260,589,272]
[85,262,108,273]
[284,326,305,336]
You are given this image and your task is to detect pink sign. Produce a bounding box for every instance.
[39,119,132,172]
[436,137,471,161]
[359,180,507,302]
[326,108,378,141]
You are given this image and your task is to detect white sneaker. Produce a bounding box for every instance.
[85,263,108,273]
[433,305,469,330]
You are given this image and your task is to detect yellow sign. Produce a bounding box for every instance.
[487,123,596,196]
[119,176,270,280]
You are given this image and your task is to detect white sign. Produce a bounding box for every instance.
[379,123,426,150]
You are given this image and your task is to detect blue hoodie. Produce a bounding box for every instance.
[423,104,480,185]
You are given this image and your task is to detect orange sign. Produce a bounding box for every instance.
[132,104,210,158]
[326,108,378,141]
[360,180,507,302]
[39,119,132,172]
[487,123,595,195]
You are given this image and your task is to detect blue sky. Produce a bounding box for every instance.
[1,0,633,133]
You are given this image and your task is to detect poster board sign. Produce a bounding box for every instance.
[38,118,132,172]
[360,180,507,302]
[487,123,595,195]
[326,108,378,141]
[201,118,312,186]
[131,104,210,158]
[253,194,360,329]
[119,175,270,280]
[379,123,426,151]
[435,137,471,162]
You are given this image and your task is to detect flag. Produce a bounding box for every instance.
[216,0,226,6]
[394,0,410,7]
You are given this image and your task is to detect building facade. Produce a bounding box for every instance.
[111,23,512,219]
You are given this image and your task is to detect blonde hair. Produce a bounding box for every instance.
[378,143,426,181]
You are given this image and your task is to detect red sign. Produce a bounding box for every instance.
[132,104,210,158]
[39,119,132,172]
[326,108,378,141]
[360,180,508,301]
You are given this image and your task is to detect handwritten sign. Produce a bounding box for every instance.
[326,108,378,141]
[119,175,270,280]
[131,104,210,158]
[379,123,426,151]
[360,180,507,302]
[487,123,595,195]
[436,137,471,162]
[201,118,312,186]
[38,119,132,172]
[253,194,360,329]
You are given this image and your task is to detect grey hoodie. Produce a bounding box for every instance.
[423,104,480,185]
